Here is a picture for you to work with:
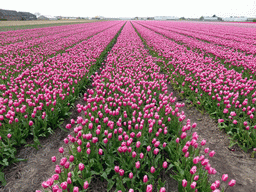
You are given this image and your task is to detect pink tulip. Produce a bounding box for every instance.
[194,175,199,181]
[79,163,84,171]
[135,161,140,169]
[228,179,236,187]
[222,174,228,181]
[99,148,103,155]
[153,148,159,155]
[29,120,33,126]
[143,175,148,183]
[162,161,168,168]
[209,150,215,157]
[180,132,187,139]
[41,181,49,189]
[146,184,153,192]
[182,179,187,187]
[119,169,124,176]
[59,147,64,153]
[150,166,155,173]
[190,181,197,189]
[83,181,89,189]
[114,166,119,173]
[60,182,67,190]
[201,139,206,146]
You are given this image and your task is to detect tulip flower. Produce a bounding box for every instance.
[143,175,148,183]
[83,181,89,189]
[182,179,187,187]
[228,179,236,187]
[146,184,153,192]
[222,174,228,181]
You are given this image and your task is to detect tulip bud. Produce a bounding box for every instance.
[228,179,236,187]
[222,174,228,181]
[60,182,67,190]
[83,181,89,189]
[146,184,153,192]
[182,179,187,187]
[143,175,148,183]
[190,181,197,189]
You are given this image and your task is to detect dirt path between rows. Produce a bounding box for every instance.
[166,82,256,192]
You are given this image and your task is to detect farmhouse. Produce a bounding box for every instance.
[18,12,37,20]
[0,9,36,21]
[0,9,22,20]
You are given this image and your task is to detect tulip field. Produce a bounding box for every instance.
[1,20,256,191]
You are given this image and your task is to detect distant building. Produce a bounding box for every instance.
[222,17,248,22]
[147,17,154,20]
[0,9,22,20]
[62,16,77,19]
[202,16,219,21]
[154,16,179,20]
[138,17,147,20]
[38,15,57,20]
[18,12,37,20]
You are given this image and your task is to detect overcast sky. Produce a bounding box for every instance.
[1,0,256,18]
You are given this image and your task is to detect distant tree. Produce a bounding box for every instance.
[212,14,216,17]
[199,16,204,20]
[34,12,41,18]
[180,17,185,20]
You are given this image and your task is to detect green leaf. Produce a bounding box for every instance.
[0,172,6,186]
[107,179,114,192]
[123,177,130,184]
[101,172,108,180]
[91,170,100,175]
[154,154,161,164]
[167,163,174,172]
[0,159,9,166]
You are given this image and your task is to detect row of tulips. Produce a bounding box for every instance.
[0,22,99,46]
[136,21,256,77]
[38,22,235,192]
[0,22,125,170]
[132,21,256,152]
[164,22,256,45]
[0,22,112,55]
[0,21,119,82]
[143,21,256,54]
